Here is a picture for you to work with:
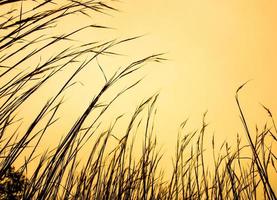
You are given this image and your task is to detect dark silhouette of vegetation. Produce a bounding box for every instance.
[0,166,28,199]
[0,1,276,199]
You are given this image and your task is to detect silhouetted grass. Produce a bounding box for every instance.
[0,1,277,199]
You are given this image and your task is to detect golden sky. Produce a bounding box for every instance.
[99,0,277,147]
[9,0,277,170]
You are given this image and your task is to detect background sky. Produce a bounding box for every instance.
[11,0,277,172]
[98,0,277,147]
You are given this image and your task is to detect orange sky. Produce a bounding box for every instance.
[98,0,277,147]
[8,0,277,172]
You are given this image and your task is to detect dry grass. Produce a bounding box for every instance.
[0,1,276,199]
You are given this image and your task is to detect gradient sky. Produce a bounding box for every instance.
[12,0,277,170]
[98,0,277,147]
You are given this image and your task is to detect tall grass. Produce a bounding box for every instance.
[0,1,276,199]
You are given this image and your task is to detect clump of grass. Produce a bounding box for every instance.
[168,84,277,200]
[0,1,277,200]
